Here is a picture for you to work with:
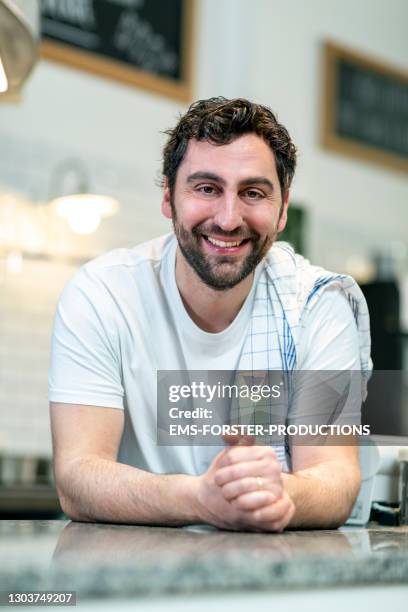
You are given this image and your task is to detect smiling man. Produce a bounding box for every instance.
[49,98,372,531]
[165,136,286,292]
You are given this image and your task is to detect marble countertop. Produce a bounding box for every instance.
[1,520,408,599]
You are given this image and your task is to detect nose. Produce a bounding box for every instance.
[213,193,243,232]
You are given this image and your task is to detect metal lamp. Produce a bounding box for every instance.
[0,0,39,94]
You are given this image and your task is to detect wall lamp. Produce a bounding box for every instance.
[49,159,119,235]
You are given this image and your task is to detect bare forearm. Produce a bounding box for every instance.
[282,461,361,529]
[57,454,201,526]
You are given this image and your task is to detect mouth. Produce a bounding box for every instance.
[201,234,252,254]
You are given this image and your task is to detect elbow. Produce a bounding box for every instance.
[335,470,362,527]
[322,501,357,529]
[331,507,355,529]
[54,457,93,522]
[57,488,86,522]
[59,497,87,522]
[55,476,91,523]
[319,469,362,529]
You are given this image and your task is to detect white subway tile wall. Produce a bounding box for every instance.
[0,258,77,457]
[0,130,170,258]
[0,131,171,459]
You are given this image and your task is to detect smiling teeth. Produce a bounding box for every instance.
[206,236,243,248]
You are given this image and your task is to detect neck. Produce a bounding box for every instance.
[175,248,254,333]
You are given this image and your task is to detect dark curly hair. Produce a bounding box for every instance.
[162,97,297,196]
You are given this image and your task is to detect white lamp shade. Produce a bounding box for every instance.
[52,193,120,235]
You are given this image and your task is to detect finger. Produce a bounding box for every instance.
[222,476,282,501]
[223,434,256,447]
[214,459,282,486]
[223,445,277,464]
[218,446,267,468]
[222,476,262,500]
[261,503,296,533]
[254,519,286,533]
[252,495,293,524]
[231,490,277,511]
[208,447,230,470]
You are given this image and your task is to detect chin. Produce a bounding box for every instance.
[195,263,255,291]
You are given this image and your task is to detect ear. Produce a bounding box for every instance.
[277,190,290,233]
[161,177,173,219]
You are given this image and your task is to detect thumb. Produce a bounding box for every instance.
[222,433,256,447]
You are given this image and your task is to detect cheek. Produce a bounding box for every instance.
[179,200,214,227]
[248,207,279,233]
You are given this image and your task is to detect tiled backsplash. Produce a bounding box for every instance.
[0,129,169,259]
[0,258,78,457]
[0,130,170,462]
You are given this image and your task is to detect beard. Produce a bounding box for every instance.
[171,206,279,291]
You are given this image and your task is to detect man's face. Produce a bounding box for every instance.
[162,134,289,290]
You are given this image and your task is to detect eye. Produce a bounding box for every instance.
[243,189,264,200]
[196,184,218,195]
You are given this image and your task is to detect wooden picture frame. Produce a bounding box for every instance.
[322,41,408,173]
[40,0,195,102]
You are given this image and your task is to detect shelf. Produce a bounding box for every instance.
[0,484,61,518]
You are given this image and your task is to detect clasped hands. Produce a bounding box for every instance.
[196,435,295,532]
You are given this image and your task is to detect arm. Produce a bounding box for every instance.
[215,289,365,531]
[49,271,203,525]
[51,402,200,525]
[283,286,362,527]
[52,402,300,530]
[281,441,361,529]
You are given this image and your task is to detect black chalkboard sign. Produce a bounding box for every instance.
[322,42,408,173]
[40,0,194,101]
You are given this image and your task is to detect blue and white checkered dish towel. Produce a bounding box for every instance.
[236,241,373,470]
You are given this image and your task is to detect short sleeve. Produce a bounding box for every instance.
[298,286,360,370]
[289,287,363,427]
[48,266,124,409]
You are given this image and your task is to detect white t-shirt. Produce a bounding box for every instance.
[49,234,360,475]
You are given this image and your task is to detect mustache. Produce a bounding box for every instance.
[192,224,260,241]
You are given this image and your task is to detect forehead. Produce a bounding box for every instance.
[178,134,278,181]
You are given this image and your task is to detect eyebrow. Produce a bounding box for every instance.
[186,172,274,191]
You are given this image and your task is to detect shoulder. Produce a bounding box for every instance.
[297,286,360,369]
[265,241,337,306]
[66,233,174,289]
[264,242,370,370]
[83,232,174,275]
[266,241,357,309]
[57,233,175,316]
[266,241,324,284]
